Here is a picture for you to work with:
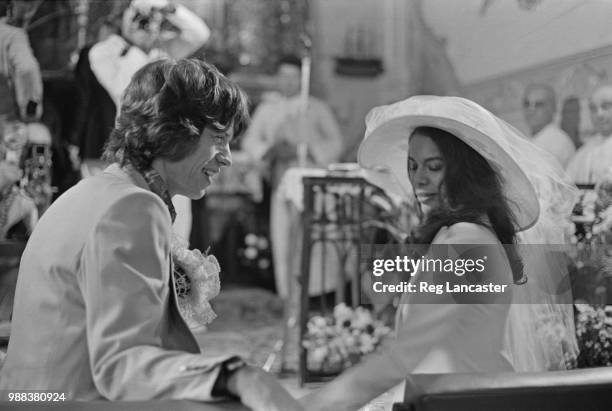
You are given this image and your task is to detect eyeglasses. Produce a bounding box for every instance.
[523,100,547,109]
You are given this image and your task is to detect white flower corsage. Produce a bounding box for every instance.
[171,236,220,330]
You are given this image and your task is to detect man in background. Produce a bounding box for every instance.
[241,55,344,298]
[523,83,575,168]
[242,55,344,191]
[567,84,612,185]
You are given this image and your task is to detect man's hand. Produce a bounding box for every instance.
[0,162,22,191]
[228,365,304,411]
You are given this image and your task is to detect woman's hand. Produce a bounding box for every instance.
[228,365,305,411]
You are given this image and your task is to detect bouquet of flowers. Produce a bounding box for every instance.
[302,303,391,374]
[571,189,598,244]
[575,304,612,367]
[171,236,221,331]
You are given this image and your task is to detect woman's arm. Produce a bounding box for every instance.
[88,35,149,106]
[301,303,468,411]
[160,4,211,59]
[302,224,512,410]
[300,347,407,411]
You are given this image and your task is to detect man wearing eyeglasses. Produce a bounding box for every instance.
[522,83,575,168]
[567,84,612,185]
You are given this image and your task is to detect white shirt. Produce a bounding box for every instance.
[89,34,150,107]
[89,4,210,107]
[531,123,576,168]
[241,92,344,165]
[566,134,612,184]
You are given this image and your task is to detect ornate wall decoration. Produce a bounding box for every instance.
[222,0,309,73]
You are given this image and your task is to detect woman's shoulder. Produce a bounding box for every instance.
[432,222,513,287]
[433,222,499,245]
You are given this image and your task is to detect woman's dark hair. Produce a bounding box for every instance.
[410,126,524,282]
[103,58,250,170]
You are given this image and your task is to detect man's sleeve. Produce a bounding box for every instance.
[89,36,148,106]
[7,28,42,119]
[162,4,211,59]
[79,191,236,400]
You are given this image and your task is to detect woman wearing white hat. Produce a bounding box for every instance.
[301,95,579,410]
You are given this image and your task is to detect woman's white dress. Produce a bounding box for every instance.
[363,222,518,410]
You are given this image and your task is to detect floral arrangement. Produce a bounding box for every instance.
[569,169,612,305]
[238,233,271,272]
[302,303,391,373]
[568,172,612,368]
[572,167,612,244]
[571,189,598,244]
[575,304,612,367]
[171,236,221,331]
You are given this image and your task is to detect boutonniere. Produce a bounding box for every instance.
[171,236,221,330]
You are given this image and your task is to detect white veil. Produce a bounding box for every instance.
[495,118,579,371]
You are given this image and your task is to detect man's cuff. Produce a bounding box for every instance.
[211,356,247,398]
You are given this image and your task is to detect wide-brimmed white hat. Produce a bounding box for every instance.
[357,95,540,231]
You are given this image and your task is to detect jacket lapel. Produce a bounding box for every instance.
[104,164,201,353]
